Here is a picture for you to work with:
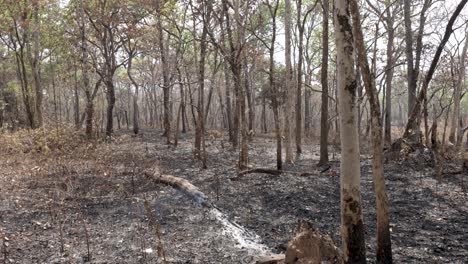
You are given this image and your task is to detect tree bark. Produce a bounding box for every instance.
[384,4,396,147]
[156,0,171,144]
[73,63,80,130]
[404,0,417,121]
[350,1,393,262]
[319,0,329,166]
[267,0,282,170]
[284,0,294,163]
[334,0,367,262]
[295,0,304,154]
[195,0,212,169]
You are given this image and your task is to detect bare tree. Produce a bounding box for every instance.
[350,1,393,262]
[284,0,294,163]
[404,0,468,139]
[449,31,468,146]
[334,0,367,262]
[318,0,329,166]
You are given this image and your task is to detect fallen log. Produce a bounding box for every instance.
[232,168,316,181]
[239,168,283,176]
[145,170,281,259]
[255,254,285,264]
[145,172,211,207]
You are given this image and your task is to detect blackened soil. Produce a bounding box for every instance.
[1,130,467,263]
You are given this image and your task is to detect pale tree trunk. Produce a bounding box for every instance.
[216,75,227,130]
[318,0,329,166]
[449,32,468,146]
[156,0,171,144]
[295,0,303,155]
[204,53,218,125]
[384,3,396,147]
[350,1,393,263]
[334,0,367,262]
[73,64,80,129]
[31,2,42,128]
[218,0,247,166]
[403,0,417,128]
[243,57,255,134]
[284,0,293,163]
[195,0,212,169]
[79,0,93,138]
[266,0,282,170]
[219,1,236,147]
[224,63,234,142]
[177,67,187,133]
[233,0,248,169]
[24,1,42,128]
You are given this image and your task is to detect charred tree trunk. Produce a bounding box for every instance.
[105,77,115,137]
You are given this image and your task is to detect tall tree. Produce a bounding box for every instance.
[1,1,44,129]
[383,0,398,147]
[85,0,126,137]
[449,31,468,146]
[155,0,172,144]
[350,1,393,262]
[27,0,43,128]
[295,0,303,155]
[404,0,468,139]
[318,0,329,166]
[403,0,432,138]
[195,0,213,169]
[334,0,367,262]
[267,0,282,170]
[284,0,293,163]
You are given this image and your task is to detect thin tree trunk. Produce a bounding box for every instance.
[449,32,468,145]
[195,0,212,169]
[267,0,282,170]
[350,1,392,262]
[29,1,43,128]
[105,77,115,137]
[384,5,395,147]
[319,0,329,165]
[404,0,468,139]
[284,0,293,163]
[73,64,80,129]
[244,57,255,135]
[404,0,416,120]
[295,0,304,154]
[156,0,171,144]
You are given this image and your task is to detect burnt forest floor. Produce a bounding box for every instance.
[0,129,467,263]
